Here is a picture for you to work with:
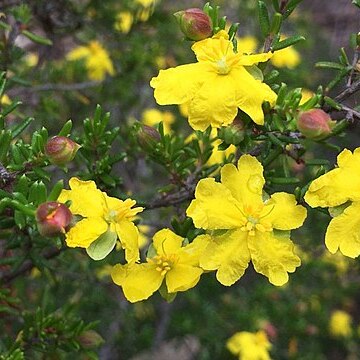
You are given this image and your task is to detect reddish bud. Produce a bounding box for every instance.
[137,124,161,151]
[36,202,72,237]
[174,8,212,41]
[45,136,81,165]
[77,330,104,349]
[297,109,335,141]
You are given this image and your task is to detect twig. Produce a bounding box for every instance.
[0,246,64,284]
[334,78,360,103]
[346,46,360,87]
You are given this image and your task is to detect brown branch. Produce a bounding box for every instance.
[334,78,360,103]
[0,246,64,284]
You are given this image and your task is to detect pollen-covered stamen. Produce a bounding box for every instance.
[240,216,272,236]
[216,57,230,75]
[148,254,178,276]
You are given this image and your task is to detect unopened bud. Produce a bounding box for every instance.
[45,136,81,165]
[36,202,72,237]
[77,330,104,349]
[137,124,161,152]
[297,109,335,141]
[174,8,212,41]
[218,119,245,145]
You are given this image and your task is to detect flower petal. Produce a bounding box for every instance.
[221,155,265,210]
[325,202,360,258]
[150,63,209,106]
[188,75,238,130]
[238,52,273,66]
[232,67,277,125]
[248,231,300,286]
[178,234,211,266]
[111,263,163,303]
[305,148,360,207]
[200,229,250,286]
[65,217,108,248]
[153,228,183,256]
[263,192,307,230]
[58,177,106,218]
[186,178,243,230]
[115,220,140,263]
[166,264,203,293]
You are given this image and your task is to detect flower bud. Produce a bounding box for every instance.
[217,119,245,146]
[45,136,81,165]
[137,124,161,152]
[174,8,212,41]
[36,202,72,237]
[77,330,104,349]
[296,109,335,141]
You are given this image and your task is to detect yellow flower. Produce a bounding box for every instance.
[150,31,277,131]
[329,310,352,337]
[142,108,175,134]
[270,36,301,69]
[299,89,313,105]
[67,41,115,81]
[24,53,39,67]
[58,178,143,262]
[304,148,360,258]
[0,94,11,105]
[187,154,307,286]
[114,11,133,34]
[227,330,272,360]
[111,229,209,302]
[236,36,258,54]
[135,0,156,22]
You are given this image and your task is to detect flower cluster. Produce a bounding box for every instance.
[305,148,360,258]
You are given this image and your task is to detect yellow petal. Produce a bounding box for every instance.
[115,221,140,263]
[221,155,264,210]
[325,202,360,258]
[178,234,211,266]
[111,263,163,303]
[238,52,273,66]
[58,177,106,218]
[191,35,232,62]
[186,178,243,230]
[248,232,300,286]
[263,192,307,230]
[153,228,183,256]
[65,217,108,248]
[166,264,203,293]
[232,67,277,125]
[150,63,209,106]
[67,46,91,60]
[200,229,250,286]
[305,148,360,208]
[188,75,238,130]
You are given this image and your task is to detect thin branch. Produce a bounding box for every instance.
[334,78,360,103]
[0,246,64,284]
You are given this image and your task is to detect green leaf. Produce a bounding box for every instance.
[272,35,305,51]
[244,65,264,81]
[158,282,177,303]
[11,117,34,139]
[353,0,360,8]
[86,231,117,261]
[21,30,53,46]
[315,61,344,70]
[329,202,351,217]
[258,1,270,36]
[47,180,64,201]
[270,12,282,34]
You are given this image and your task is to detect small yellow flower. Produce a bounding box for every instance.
[299,89,314,105]
[305,148,360,258]
[150,31,277,130]
[227,330,272,360]
[329,310,352,337]
[270,36,301,69]
[236,35,258,54]
[58,178,143,262]
[187,154,307,286]
[142,108,175,134]
[67,41,115,81]
[111,229,209,302]
[0,94,11,105]
[24,53,39,67]
[114,11,133,34]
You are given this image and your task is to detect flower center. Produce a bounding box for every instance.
[148,254,178,276]
[240,216,272,236]
[106,209,118,223]
[216,57,230,75]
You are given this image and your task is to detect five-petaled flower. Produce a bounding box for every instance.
[58,177,143,262]
[150,31,277,131]
[305,148,360,258]
[187,154,307,286]
[111,229,209,302]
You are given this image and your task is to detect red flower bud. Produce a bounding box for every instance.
[174,8,212,41]
[137,124,161,152]
[45,136,81,165]
[36,202,72,237]
[77,330,104,349]
[297,109,335,141]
